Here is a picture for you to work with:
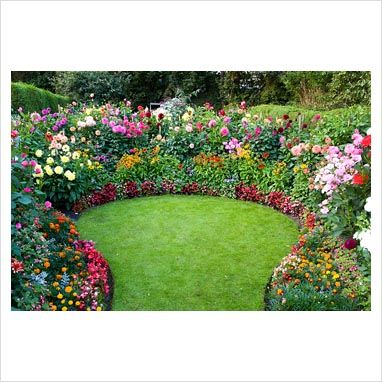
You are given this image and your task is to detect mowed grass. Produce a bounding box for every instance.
[76,195,299,310]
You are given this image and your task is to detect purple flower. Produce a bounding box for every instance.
[101,117,109,124]
[52,125,59,132]
[15,222,22,230]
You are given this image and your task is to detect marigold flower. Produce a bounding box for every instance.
[65,286,73,293]
[57,293,63,299]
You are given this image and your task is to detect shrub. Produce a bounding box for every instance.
[12,82,70,113]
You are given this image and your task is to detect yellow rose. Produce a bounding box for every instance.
[61,155,70,164]
[64,170,76,181]
[54,166,63,175]
[44,165,54,176]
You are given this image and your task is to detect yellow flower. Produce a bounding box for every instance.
[293,167,299,173]
[51,305,57,311]
[61,155,70,164]
[64,170,76,181]
[96,306,102,311]
[75,301,80,306]
[44,165,54,176]
[61,299,66,304]
[46,157,54,165]
[335,282,341,287]
[65,286,73,293]
[35,149,43,158]
[57,293,63,299]
[62,306,68,311]
[72,151,80,160]
[68,300,73,305]
[54,166,63,175]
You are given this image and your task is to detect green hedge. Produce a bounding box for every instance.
[11,82,70,113]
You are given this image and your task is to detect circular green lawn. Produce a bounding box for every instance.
[76,195,299,310]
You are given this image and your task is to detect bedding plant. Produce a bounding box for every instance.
[11,96,371,310]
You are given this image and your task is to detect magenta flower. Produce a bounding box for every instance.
[23,187,32,193]
[15,222,22,230]
[29,160,37,167]
[220,127,229,137]
[44,201,52,209]
[21,160,29,167]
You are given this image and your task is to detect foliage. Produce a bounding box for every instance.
[11,82,70,113]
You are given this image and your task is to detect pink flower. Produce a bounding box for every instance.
[29,160,37,167]
[320,206,329,215]
[220,127,229,137]
[255,127,262,136]
[314,114,321,121]
[279,136,285,145]
[352,129,363,146]
[324,137,332,145]
[208,119,216,128]
[101,117,108,124]
[312,145,321,154]
[44,201,52,209]
[291,145,302,156]
[11,130,19,138]
[21,160,29,167]
[15,222,22,230]
[223,116,231,124]
[23,187,32,193]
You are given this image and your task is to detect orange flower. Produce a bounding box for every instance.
[43,261,50,268]
[276,289,284,295]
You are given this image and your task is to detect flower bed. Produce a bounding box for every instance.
[11,98,371,310]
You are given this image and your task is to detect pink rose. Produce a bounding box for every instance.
[312,145,321,154]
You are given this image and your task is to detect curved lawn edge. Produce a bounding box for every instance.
[76,194,300,310]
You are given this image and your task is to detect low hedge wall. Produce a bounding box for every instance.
[11,82,70,113]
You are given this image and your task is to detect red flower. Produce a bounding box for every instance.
[277,127,284,133]
[45,132,53,142]
[158,113,164,120]
[361,135,371,147]
[262,152,270,159]
[11,258,24,273]
[302,123,308,129]
[344,238,357,250]
[145,111,152,118]
[352,172,368,185]
[258,163,265,170]
[282,114,289,120]
[137,105,144,111]
[218,109,226,116]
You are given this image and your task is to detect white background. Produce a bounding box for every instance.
[1,1,381,381]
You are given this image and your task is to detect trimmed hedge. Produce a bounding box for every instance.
[11,82,70,113]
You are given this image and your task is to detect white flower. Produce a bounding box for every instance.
[367,128,371,135]
[155,134,162,141]
[174,126,180,133]
[189,143,195,149]
[77,121,86,128]
[72,151,80,160]
[35,149,43,158]
[85,116,96,127]
[364,197,371,212]
[185,123,193,133]
[353,229,372,251]
[62,144,70,152]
